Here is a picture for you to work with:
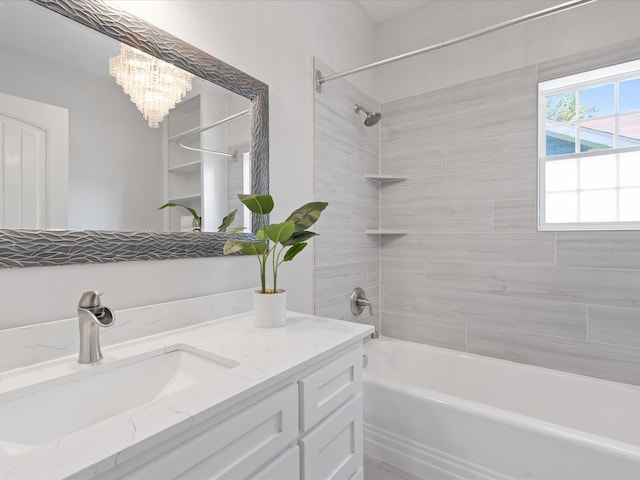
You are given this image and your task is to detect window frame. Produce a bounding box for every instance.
[538,59,640,231]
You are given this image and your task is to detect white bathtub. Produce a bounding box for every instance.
[363,337,640,479]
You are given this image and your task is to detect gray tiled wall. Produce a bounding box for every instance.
[313,59,380,328]
[379,38,640,386]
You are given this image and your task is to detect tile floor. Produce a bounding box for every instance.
[364,454,423,480]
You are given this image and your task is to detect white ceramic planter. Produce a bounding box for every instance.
[253,290,287,328]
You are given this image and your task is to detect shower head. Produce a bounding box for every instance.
[354,103,382,127]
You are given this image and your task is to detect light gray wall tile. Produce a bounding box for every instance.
[557,232,640,270]
[314,58,380,324]
[315,127,379,174]
[315,262,368,301]
[383,285,586,339]
[314,60,378,155]
[381,260,426,290]
[381,203,493,233]
[589,305,640,349]
[367,260,380,289]
[537,37,640,82]
[316,232,379,266]
[422,262,640,310]
[314,200,351,234]
[400,100,536,153]
[314,158,332,203]
[352,202,379,232]
[380,125,402,156]
[381,233,555,266]
[381,311,466,350]
[466,326,640,386]
[446,130,536,175]
[315,294,346,321]
[381,165,536,207]
[382,65,536,129]
[331,167,379,208]
[381,146,446,178]
[493,198,537,233]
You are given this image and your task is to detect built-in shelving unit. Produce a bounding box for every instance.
[165,94,203,232]
[167,160,201,175]
[366,173,409,235]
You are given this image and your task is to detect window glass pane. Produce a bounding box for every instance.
[546,93,577,122]
[620,151,640,187]
[579,155,617,189]
[618,113,640,147]
[545,158,577,191]
[546,122,576,156]
[546,192,577,223]
[619,188,640,221]
[579,118,614,150]
[579,190,617,222]
[579,84,614,118]
[619,78,640,113]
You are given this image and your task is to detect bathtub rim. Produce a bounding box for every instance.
[363,336,640,463]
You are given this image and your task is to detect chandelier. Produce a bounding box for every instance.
[109,44,193,128]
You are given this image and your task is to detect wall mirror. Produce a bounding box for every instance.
[0,0,268,268]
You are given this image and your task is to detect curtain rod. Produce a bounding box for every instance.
[315,0,597,92]
[169,108,250,158]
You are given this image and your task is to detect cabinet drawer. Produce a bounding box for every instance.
[299,345,362,431]
[348,467,363,480]
[250,446,300,480]
[300,394,363,480]
[127,383,299,479]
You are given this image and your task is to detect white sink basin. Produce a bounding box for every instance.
[0,345,238,455]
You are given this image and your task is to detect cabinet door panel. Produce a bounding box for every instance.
[250,446,300,480]
[127,383,298,479]
[300,394,363,480]
[299,345,362,431]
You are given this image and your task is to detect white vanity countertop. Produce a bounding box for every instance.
[0,312,373,479]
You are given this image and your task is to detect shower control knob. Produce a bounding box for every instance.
[350,287,373,317]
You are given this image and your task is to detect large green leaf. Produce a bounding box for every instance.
[217,209,237,232]
[264,221,295,244]
[256,227,268,241]
[280,230,318,246]
[158,202,200,221]
[285,202,328,231]
[283,242,307,262]
[223,239,266,255]
[238,194,274,215]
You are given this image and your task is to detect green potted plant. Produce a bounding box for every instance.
[158,202,238,233]
[224,194,327,327]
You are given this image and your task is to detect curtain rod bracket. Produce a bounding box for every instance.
[315,69,324,93]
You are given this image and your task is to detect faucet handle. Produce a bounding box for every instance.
[350,287,374,317]
[78,290,104,308]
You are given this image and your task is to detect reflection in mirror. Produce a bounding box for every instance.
[0,0,251,232]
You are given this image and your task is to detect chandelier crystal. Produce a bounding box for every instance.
[109,44,193,128]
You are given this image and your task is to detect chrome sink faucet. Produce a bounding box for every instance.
[77,291,115,364]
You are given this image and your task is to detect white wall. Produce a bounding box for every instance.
[0,42,165,231]
[375,0,640,103]
[0,0,375,328]
[112,0,377,314]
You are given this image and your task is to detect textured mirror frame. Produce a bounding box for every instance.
[0,0,268,268]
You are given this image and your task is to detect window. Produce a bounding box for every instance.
[538,59,640,230]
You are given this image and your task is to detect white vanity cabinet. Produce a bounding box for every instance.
[92,343,363,480]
